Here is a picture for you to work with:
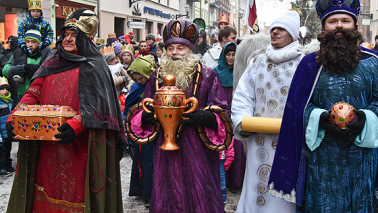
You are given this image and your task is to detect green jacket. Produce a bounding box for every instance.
[2,46,52,103]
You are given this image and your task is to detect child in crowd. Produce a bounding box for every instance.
[101,46,133,96]
[0,77,13,176]
[125,56,157,207]
[156,42,165,64]
[214,42,238,204]
[18,0,53,55]
[120,44,135,69]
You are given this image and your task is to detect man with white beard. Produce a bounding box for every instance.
[231,11,304,213]
[129,20,230,212]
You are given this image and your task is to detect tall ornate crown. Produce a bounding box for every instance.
[163,20,199,50]
[96,38,105,45]
[28,0,42,10]
[108,33,116,39]
[121,44,134,55]
[100,46,115,57]
[64,8,99,38]
[316,0,360,25]
[218,13,229,27]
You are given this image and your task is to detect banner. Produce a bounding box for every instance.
[244,0,259,33]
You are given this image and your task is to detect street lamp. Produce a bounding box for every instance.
[238,11,243,36]
[176,4,190,20]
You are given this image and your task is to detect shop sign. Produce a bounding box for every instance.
[128,21,146,29]
[144,6,171,19]
[61,6,78,16]
[132,1,142,16]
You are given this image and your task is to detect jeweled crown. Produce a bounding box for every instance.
[218,13,229,25]
[100,46,115,57]
[121,44,134,54]
[163,20,199,50]
[96,38,105,45]
[49,40,55,49]
[64,8,99,38]
[28,0,42,10]
[316,0,360,24]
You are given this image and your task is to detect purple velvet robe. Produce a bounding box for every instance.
[144,66,229,213]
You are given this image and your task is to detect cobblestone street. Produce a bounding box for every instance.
[0,142,241,212]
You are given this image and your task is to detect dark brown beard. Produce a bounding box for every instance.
[316,28,361,73]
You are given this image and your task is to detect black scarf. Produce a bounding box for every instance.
[33,27,126,143]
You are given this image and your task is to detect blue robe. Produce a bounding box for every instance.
[268,47,378,211]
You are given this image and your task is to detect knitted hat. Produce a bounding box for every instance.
[316,0,360,26]
[24,23,42,43]
[113,43,122,55]
[270,11,300,41]
[146,33,156,41]
[0,77,10,90]
[163,20,199,50]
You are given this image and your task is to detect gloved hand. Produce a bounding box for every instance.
[319,111,349,139]
[240,131,254,138]
[24,64,39,79]
[180,110,217,129]
[346,110,366,144]
[142,105,155,125]
[6,122,15,138]
[223,159,233,170]
[54,123,76,144]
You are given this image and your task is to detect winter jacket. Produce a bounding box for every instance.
[2,46,53,104]
[108,63,134,96]
[148,44,157,54]
[18,11,54,51]
[0,98,12,139]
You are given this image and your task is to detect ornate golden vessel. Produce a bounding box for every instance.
[12,105,76,141]
[142,75,198,151]
[329,102,357,129]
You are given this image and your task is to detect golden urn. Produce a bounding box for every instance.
[142,75,198,151]
[329,102,357,129]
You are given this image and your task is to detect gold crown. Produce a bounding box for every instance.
[96,38,105,45]
[100,46,115,57]
[49,40,56,49]
[108,33,116,39]
[218,13,229,25]
[64,9,99,38]
[121,44,134,55]
[0,77,9,87]
[28,0,42,10]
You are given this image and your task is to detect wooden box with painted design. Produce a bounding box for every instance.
[11,105,76,141]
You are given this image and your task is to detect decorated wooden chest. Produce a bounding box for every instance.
[11,105,76,141]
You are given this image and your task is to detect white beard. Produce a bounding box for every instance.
[160,52,201,92]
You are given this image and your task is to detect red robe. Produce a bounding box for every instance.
[8,67,88,213]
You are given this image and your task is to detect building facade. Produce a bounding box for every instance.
[99,0,179,42]
[0,0,28,43]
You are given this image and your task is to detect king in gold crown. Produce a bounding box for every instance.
[108,33,116,39]
[28,0,42,10]
[121,44,134,55]
[100,46,115,57]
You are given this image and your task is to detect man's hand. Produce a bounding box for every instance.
[6,122,15,138]
[180,110,217,129]
[346,110,366,144]
[54,123,76,144]
[142,105,155,125]
[319,112,349,138]
[24,64,39,79]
